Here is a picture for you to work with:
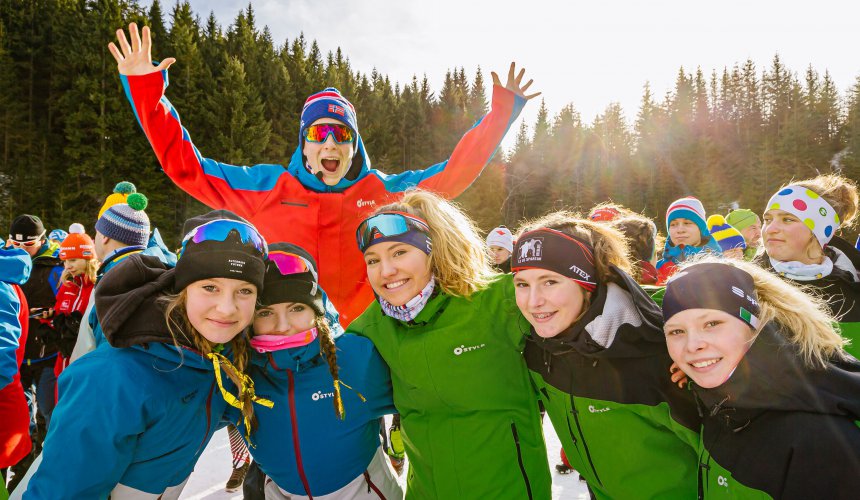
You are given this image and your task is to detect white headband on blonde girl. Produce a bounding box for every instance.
[765,185,840,247]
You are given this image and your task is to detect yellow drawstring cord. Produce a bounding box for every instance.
[207,352,274,447]
[332,379,366,420]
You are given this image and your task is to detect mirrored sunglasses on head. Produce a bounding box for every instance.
[268,251,318,282]
[304,123,355,144]
[356,212,430,252]
[179,219,268,258]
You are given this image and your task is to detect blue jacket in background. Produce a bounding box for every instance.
[235,332,395,496]
[0,247,31,388]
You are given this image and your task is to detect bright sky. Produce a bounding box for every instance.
[148,0,860,150]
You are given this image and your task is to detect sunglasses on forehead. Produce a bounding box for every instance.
[356,212,430,253]
[9,231,46,248]
[268,251,318,281]
[304,123,355,144]
[179,219,268,258]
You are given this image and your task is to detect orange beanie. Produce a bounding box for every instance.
[60,223,96,260]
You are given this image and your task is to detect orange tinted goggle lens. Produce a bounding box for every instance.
[304,124,355,144]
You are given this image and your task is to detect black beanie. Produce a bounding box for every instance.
[261,242,324,315]
[174,210,267,292]
[9,214,46,242]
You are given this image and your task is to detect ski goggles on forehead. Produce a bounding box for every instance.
[356,212,430,252]
[268,251,318,281]
[303,123,355,144]
[9,231,46,248]
[180,219,268,257]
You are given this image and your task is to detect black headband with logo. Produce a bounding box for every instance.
[663,262,761,330]
[512,228,598,291]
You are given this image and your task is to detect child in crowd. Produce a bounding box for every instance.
[656,196,722,284]
[486,225,514,273]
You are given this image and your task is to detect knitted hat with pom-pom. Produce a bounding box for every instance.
[706,214,746,252]
[95,192,150,246]
[59,223,96,260]
[98,181,137,219]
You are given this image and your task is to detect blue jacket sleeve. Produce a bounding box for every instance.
[0,282,23,389]
[362,344,396,419]
[25,355,145,498]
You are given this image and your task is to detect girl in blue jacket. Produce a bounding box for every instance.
[25,211,271,499]
[236,242,402,499]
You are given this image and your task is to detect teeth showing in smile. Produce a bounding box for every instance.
[533,312,554,319]
[690,358,721,368]
[385,279,408,289]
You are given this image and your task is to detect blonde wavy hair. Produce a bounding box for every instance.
[60,259,99,284]
[515,210,634,284]
[161,290,256,432]
[370,190,495,298]
[678,256,849,368]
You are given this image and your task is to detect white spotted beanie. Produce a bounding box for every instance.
[765,185,840,247]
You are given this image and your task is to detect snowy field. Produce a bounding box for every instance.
[180,417,590,499]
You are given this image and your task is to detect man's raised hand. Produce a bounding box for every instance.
[491,62,540,101]
[108,23,175,76]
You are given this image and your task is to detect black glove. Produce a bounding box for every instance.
[54,311,82,358]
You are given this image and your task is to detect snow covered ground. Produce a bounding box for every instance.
[180,417,590,499]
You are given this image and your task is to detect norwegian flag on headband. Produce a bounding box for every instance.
[328,104,346,116]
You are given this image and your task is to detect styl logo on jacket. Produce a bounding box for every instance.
[453,343,486,356]
[311,390,335,401]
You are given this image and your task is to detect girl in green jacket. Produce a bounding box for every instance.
[347,190,551,500]
[511,211,700,500]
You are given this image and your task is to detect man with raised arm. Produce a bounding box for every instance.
[110,23,538,324]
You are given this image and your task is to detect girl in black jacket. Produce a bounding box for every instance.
[663,258,860,499]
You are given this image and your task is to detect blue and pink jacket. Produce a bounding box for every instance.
[121,70,525,325]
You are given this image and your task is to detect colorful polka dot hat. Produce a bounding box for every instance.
[765,185,840,247]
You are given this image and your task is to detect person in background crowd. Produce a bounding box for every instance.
[51,224,98,396]
[706,214,747,260]
[726,208,762,261]
[513,212,699,500]
[612,213,660,285]
[6,215,62,484]
[0,246,32,493]
[656,196,722,284]
[46,230,67,248]
[761,174,860,359]
[588,202,633,223]
[110,23,538,326]
[486,225,514,273]
[349,190,551,499]
[663,259,860,499]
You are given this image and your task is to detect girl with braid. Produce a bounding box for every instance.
[235,243,402,499]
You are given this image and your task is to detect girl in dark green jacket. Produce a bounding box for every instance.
[663,258,860,499]
[348,190,551,500]
[511,211,700,499]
